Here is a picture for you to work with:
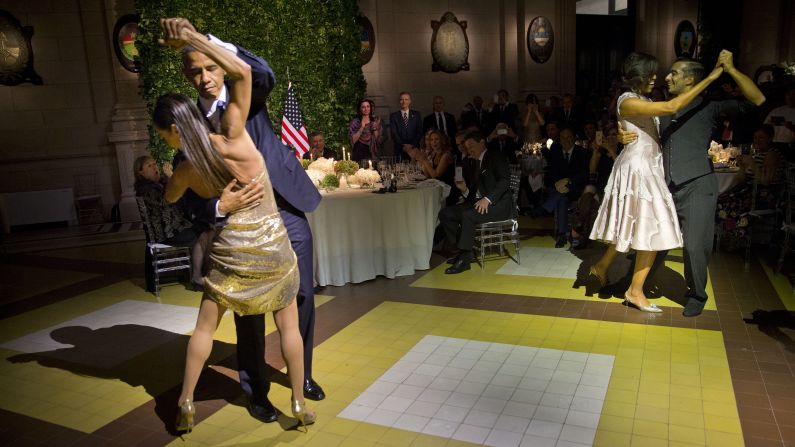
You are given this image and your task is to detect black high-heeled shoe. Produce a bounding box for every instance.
[176,399,195,433]
[291,399,316,432]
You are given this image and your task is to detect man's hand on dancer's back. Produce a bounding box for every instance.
[616,122,637,145]
[158,17,198,49]
[218,179,265,215]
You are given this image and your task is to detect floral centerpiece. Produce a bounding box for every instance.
[349,168,382,188]
[334,159,359,177]
[300,158,313,170]
[318,173,339,189]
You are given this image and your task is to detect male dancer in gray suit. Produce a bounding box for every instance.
[619,50,764,316]
[165,18,325,423]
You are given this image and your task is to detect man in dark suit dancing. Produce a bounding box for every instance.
[439,131,513,274]
[543,127,590,248]
[389,92,423,161]
[174,18,325,423]
[618,50,764,316]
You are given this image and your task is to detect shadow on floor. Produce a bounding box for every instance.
[744,309,795,352]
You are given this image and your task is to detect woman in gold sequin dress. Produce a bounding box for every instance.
[153,19,314,431]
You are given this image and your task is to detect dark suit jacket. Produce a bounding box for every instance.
[491,103,520,132]
[465,149,512,217]
[551,107,584,135]
[389,109,423,156]
[423,112,457,142]
[660,97,755,186]
[545,143,590,200]
[487,137,519,164]
[461,108,491,133]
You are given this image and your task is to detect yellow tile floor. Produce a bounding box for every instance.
[411,238,717,311]
[167,301,742,446]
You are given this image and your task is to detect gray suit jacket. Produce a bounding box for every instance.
[660,97,754,186]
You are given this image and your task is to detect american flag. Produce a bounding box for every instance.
[280,82,310,157]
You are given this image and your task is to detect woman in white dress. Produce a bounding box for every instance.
[588,52,722,312]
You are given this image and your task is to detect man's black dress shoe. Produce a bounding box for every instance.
[446,252,461,264]
[682,297,706,317]
[445,254,472,274]
[247,400,278,423]
[554,236,567,248]
[303,378,326,401]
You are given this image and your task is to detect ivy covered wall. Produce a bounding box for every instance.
[135,0,367,161]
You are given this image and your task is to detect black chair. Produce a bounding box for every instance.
[135,197,192,297]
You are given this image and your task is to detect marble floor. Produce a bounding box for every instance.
[1,217,794,447]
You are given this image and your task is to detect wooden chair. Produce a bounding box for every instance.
[135,197,192,297]
[473,164,522,268]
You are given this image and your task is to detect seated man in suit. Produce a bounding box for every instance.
[486,122,520,163]
[543,127,590,248]
[389,92,423,161]
[439,131,512,273]
[303,131,337,160]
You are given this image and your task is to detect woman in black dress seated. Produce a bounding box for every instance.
[407,129,457,205]
[134,155,211,287]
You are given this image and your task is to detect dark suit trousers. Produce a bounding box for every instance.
[642,173,718,303]
[233,208,317,406]
[543,190,571,235]
[439,201,511,251]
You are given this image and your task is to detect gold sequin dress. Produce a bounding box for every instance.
[204,170,299,315]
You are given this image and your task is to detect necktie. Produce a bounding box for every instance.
[436,113,441,130]
[438,113,447,134]
[403,112,409,128]
[210,100,226,133]
[564,151,570,164]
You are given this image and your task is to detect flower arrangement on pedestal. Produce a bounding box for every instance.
[334,159,359,177]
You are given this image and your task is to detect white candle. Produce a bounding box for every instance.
[342,148,346,161]
[369,160,373,170]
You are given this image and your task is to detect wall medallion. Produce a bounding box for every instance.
[0,10,43,85]
[430,12,469,73]
[674,20,697,58]
[357,16,375,65]
[526,16,554,64]
[113,14,140,73]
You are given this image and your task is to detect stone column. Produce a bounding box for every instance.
[107,104,150,221]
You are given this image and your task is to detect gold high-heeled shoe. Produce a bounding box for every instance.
[176,399,195,433]
[291,399,316,432]
[624,291,662,313]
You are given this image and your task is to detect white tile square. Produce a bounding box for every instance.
[551,370,583,385]
[540,393,574,409]
[492,373,523,388]
[353,392,388,407]
[561,351,589,363]
[405,400,442,417]
[465,340,491,350]
[531,356,561,370]
[465,369,495,384]
[378,395,413,412]
[429,377,461,391]
[403,373,435,388]
[474,396,508,413]
[579,374,610,388]
[366,381,399,395]
[545,381,578,396]
[512,389,544,405]
[518,377,550,391]
[365,408,402,426]
[485,428,524,447]
[557,360,586,373]
[489,343,514,353]
[525,367,555,381]
[555,441,590,447]
[536,349,564,360]
[391,383,425,400]
[456,380,488,395]
[457,348,485,360]
[499,364,528,377]
[446,392,480,408]
[525,419,563,439]
[435,346,462,357]
[402,351,430,363]
[392,360,421,372]
[495,414,532,433]
[449,356,478,369]
[565,410,601,429]
[464,409,501,428]
[482,350,510,363]
[520,434,558,447]
[415,363,444,377]
[473,360,502,374]
[559,424,596,444]
[569,396,605,414]
[503,401,538,418]
[380,369,411,383]
[587,353,614,366]
[574,384,607,401]
[417,389,452,404]
[452,423,491,444]
[484,384,516,400]
[426,354,454,367]
[393,413,430,432]
[436,404,470,423]
[533,406,570,424]
[422,418,459,438]
[441,366,470,381]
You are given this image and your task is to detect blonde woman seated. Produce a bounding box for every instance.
[154,18,314,432]
[407,129,457,204]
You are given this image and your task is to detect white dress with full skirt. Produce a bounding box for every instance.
[589,92,683,253]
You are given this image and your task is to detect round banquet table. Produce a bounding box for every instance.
[715,167,744,194]
[306,185,444,287]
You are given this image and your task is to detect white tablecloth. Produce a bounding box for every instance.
[716,169,744,194]
[307,185,443,286]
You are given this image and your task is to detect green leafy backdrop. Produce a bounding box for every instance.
[135,0,366,162]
